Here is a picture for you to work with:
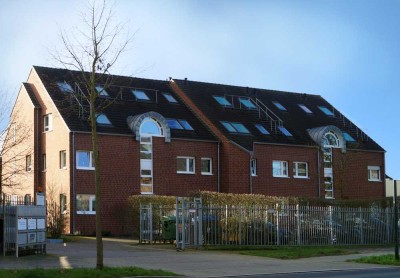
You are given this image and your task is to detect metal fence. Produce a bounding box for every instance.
[140,200,399,248]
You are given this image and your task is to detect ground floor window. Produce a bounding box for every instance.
[273,160,288,177]
[201,158,212,175]
[293,162,308,178]
[177,157,195,174]
[368,166,381,181]
[76,194,95,214]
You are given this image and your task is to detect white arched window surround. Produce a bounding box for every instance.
[323,131,341,147]
[140,117,164,136]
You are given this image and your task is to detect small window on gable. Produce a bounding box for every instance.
[132,90,150,101]
[96,113,111,125]
[343,132,356,142]
[163,93,178,103]
[255,124,269,135]
[272,101,287,111]
[57,82,73,93]
[213,95,232,107]
[368,166,381,182]
[298,104,313,114]
[44,114,52,132]
[250,159,257,176]
[201,158,212,175]
[278,126,292,136]
[26,155,32,172]
[60,150,67,169]
[239,97,257,109]
[95,85,109,97]
[318,106,334,116]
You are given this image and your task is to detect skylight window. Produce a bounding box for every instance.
[255,124,270,135]
[167,119,194,130]
[239,97,256,109]
[57,82,73,93]
[278,126,292,136]
[298,104,312,114]
[96,86,109,97]
[318,106,334,116]
[163,93,178,103]
[343,132,356,142]
[213,96,232,107]
[132,90,150,101]
[272,101,287,111]
[221,121,250,134]
[96,113,111,125]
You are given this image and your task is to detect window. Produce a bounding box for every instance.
[96,113,112,125]
[44,114,52,132]
[163,93,178,103]
[298,104,313,114]
[273,160,288,177]
[293,162,308,178]
[239,97,256,109]
[26,155,32,172]
[140,118,163,136]
[213,95,232,107]
[221,121,250,134]
[323,132,340,147]
[368,166,381,181]
[201,158,212,175]
[272,101,287,111]
[132,90,150,101]
[177,157,195,174]
[76,151,94,170]
[343,132,355,142]
[60,150,67,169]
[76,194,95,214]
[57,81,73,93]
[318,106,334,116]
[167,119,194,130]
[278,126,292,136]
[95,85,109,97]
[60,194,67,213]
[250,159,257,176]
[42,154,46,171]
[255,124,269,135]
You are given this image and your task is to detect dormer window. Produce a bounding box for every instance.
[239,97,256,109]
[272,101,286,111]
[298,104,312,114]
[132,90,150,101]
[323,131,340,147]
[255,124,269,135]
[96,86,109,97]
[318,106,334,116]
[163,93,178,103]
[96,113,111,125]
[57,82,73,93]
[213,96,232,107]
[278,126,292,136]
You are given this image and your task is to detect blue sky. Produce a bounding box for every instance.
[0,0,398,177]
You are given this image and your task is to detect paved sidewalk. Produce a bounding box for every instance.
[0,237,398,277]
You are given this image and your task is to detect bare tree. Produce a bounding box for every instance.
[0,94,33,195]
[52,0,132,269]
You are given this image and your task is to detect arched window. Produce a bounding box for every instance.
[322,131,340,147]
[140,118,163,136]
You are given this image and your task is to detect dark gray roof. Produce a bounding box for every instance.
[33,66,217,141]
[23,82,41,108]
[173,79,384,152]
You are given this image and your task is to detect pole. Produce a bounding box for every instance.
[394,180,399,260]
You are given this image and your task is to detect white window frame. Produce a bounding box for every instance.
[76,194,96,215]
[368,166,381,182]
[177,156,195,174]
[250,159,257,176]
[201,158,212,175]
[60,150,67,169]
[44,113,52,132]
[76,151,95,170]
[293,162,309,178]
[273,160,288,177]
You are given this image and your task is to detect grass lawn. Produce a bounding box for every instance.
[350,254,400,266]
[0,267,178,278]
[205,245,358,259]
